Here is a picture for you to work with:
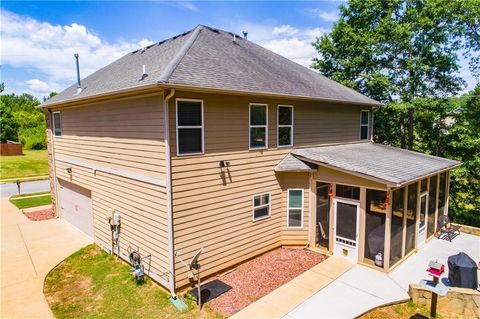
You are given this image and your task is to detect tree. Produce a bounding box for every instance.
[0,108,19,143]
[444,84,480,226]
[0,91,46,149]
[312,0,465,149]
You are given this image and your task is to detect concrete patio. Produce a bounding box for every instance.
[1,198,92,318]
[285,232,479,319]
[232,231,479,319]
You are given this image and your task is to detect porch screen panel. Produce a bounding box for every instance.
[316,183,330,249]
[390,188,404,266]
[427,175,438,238]
[437,172,447,217]
[405,183,417,255]
[336,202,357,241]
[364,189,387,268]
[335,184,360,200]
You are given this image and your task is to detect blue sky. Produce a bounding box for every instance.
[1,1,477,98]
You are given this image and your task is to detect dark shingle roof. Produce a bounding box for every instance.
[287,143,460,187]
[42,25,381,107]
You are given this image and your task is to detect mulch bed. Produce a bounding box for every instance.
[207,248,325,317]
[24,208,55,221]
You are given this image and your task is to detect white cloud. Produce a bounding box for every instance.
[1,10,154,96]
[25,79,57,97]
[236,23,328,67]
[311,9,339,22]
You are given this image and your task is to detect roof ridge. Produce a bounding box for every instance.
[157,25,203,83]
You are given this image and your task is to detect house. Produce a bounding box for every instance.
[40,25,460,295]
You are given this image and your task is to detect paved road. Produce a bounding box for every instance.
[1,179,50,198]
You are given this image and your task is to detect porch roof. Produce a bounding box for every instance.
[274,153,317,172]
[280,142,461,187]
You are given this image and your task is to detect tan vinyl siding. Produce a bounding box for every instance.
[278,173,310,245]
[314,166,387,190]
[50,94,170,288]
[53,95,166,180]
[169,91,370,287]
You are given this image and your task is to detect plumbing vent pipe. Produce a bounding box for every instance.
[74,53,82,94]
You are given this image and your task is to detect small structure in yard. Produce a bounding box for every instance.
[0,141,22,156]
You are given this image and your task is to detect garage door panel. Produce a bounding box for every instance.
[58,179,94,238]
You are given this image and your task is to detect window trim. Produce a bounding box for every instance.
[287,188,304,228]
[52,111,62,137]
[252,192,271,221]
[360,110,370,140]
[176,98,204,156]
[277,104,294,148]
[249,103,268,150]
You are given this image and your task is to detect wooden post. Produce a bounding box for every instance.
[431,276,439,318]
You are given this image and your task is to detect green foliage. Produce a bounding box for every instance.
[443,85,480,226]
[312,0,471,150]
[0,91,47,149]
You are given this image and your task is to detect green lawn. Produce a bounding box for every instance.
[44,244,222,319]
[10,194,52,209]
[0,149,49,180]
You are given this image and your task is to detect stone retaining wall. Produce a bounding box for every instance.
[409,283,480,318]
[455,224,480,236]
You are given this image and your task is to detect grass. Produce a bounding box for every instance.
[359,300,443,319]
[0,149,49,180]
[10,194,52,209]
[10,191,50,199]
[44,244,223,319]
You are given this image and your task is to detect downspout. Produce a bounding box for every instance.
[47,109,60,218]
[163,88,175,296]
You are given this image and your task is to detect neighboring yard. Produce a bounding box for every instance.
[10,192,51,209]
[359,301,441,319]
[44,245,222,319]
[0,150,48,180]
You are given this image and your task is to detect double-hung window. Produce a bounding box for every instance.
[253,193,270,220]
[249,104,268,149]
[278,105,293,147]
[360,110,370,140]
[287,189,303,228]
[176,99,204,155]
[52,111,62,137]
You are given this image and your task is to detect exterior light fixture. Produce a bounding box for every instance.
[66,167,72,174]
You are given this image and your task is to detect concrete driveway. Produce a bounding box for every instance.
[1,198,93,318]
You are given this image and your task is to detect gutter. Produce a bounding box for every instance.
[163,88,176,296]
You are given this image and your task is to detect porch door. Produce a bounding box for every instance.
[418,193,428,247]
[333,199,360,262]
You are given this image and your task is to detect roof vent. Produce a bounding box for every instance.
[74,53,82,94]
[233,34,236,42]
[242,30,248,39]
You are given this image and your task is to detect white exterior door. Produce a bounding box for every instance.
[58,179,94,238]
[333,199,360,262]
[417,193,428,247]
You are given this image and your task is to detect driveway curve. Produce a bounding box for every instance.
[1,199,93,318]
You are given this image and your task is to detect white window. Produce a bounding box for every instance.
[287,189,303,228]
[277,105,293,147]
[249,103,268,149]
[253,193,271,221]
[176,99,204,155]
[360,110,370,140]
[52,111,62,137]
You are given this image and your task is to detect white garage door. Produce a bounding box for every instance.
[58,179,94,238]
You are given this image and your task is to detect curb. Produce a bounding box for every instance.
[0,176,49,184]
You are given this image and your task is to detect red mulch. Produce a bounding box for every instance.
[24,208,55,221]
[207,248,325,317]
